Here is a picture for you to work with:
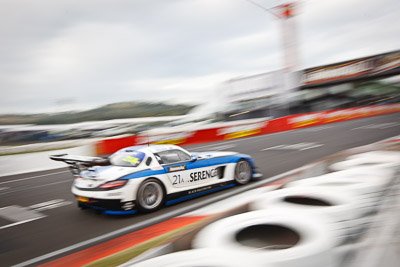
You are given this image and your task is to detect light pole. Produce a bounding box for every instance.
[245,1,301,115]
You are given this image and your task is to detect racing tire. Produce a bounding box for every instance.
[136,178,165,213]
[285,172,384,210]
[249,187,367,242]
[192,210,339,267]
[234,159,252,185]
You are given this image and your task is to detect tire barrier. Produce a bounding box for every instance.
[287,173,381,196]
[285,170,388,211]
[131,248,273,267]
[192,210,339,267]
[249,187,367,242]
[286,181,380,215]
[283,173,384,236]
[347,151,400,164]
[329,151,400,172]
[332,167,395,189]
[327,163,397,210]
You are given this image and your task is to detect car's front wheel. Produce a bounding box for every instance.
[234,159,252,185]
[136,179,165,212]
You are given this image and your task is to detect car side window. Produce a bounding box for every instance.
[175,150,191,161]
[157,149,191,164]
[158,151,180,164]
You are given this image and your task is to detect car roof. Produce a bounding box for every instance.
[116,144,186,155]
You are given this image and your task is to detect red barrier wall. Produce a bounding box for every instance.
[96,136,138,156]
[96,104,400,155]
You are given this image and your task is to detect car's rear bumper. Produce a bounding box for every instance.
[74,195,137,214]
[78,201,138,215]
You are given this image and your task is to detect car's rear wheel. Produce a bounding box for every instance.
[137,179,165,212]
[234,159,252,185]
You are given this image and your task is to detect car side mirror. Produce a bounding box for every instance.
[190,155,198,162]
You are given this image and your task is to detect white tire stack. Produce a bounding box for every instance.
[285,170,386,212]
[330,151,400,174]
[192,210,339,267]
[249,186,367,242]
[131,248,273,267]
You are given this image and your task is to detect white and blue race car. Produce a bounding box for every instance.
[50,144,262,215]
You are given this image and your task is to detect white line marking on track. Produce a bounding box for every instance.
[352,122,400,130]
[0,187,9,191]
[29,199,72,211]
[0,180,71,196]
[262,145,284,150]
[0,170,69,185]
[298,126,333,132]
[0,199,71,230]
[262,142,324,151]
[0,217,44,230]
[0,205,46,230]
[29,199,66,209]
[300,144,324,150]
[34,201,72,211]
[352,124,373,130]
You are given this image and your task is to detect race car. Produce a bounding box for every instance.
[50,144,262,215]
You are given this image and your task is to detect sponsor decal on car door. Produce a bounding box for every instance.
[165,164,188,188]
[165,162,219,188]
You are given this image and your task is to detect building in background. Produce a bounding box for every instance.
[221,70,289,120]
[298,50,400,113]
[222,50,400,120]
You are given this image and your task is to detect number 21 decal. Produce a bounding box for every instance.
[173,174,184,185]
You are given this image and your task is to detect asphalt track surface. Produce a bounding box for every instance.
[1,113,400,266]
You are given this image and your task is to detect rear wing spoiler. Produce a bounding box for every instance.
[49,154,110,175]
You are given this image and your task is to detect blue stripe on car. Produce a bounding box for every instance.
[185,155,245,169]
[104,210,137,215]
[79,202,137,215]
[165,183,235,205]
[121,169,166,179]
[121,154,251,180]
[79,202,105,211]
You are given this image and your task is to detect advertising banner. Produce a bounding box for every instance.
[217,122,267,140]
[301,50,400,87]
[301,59,374,86]
[96,104,400,155]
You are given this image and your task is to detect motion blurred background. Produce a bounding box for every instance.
[0,0,399,144]
[1,2,400,266]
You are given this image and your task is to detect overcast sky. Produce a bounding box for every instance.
[1,0,399,114]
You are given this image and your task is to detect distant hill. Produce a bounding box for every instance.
[0,101,195,125]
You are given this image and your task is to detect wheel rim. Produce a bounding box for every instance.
[236,161,251,183]
[139,181,163,209]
